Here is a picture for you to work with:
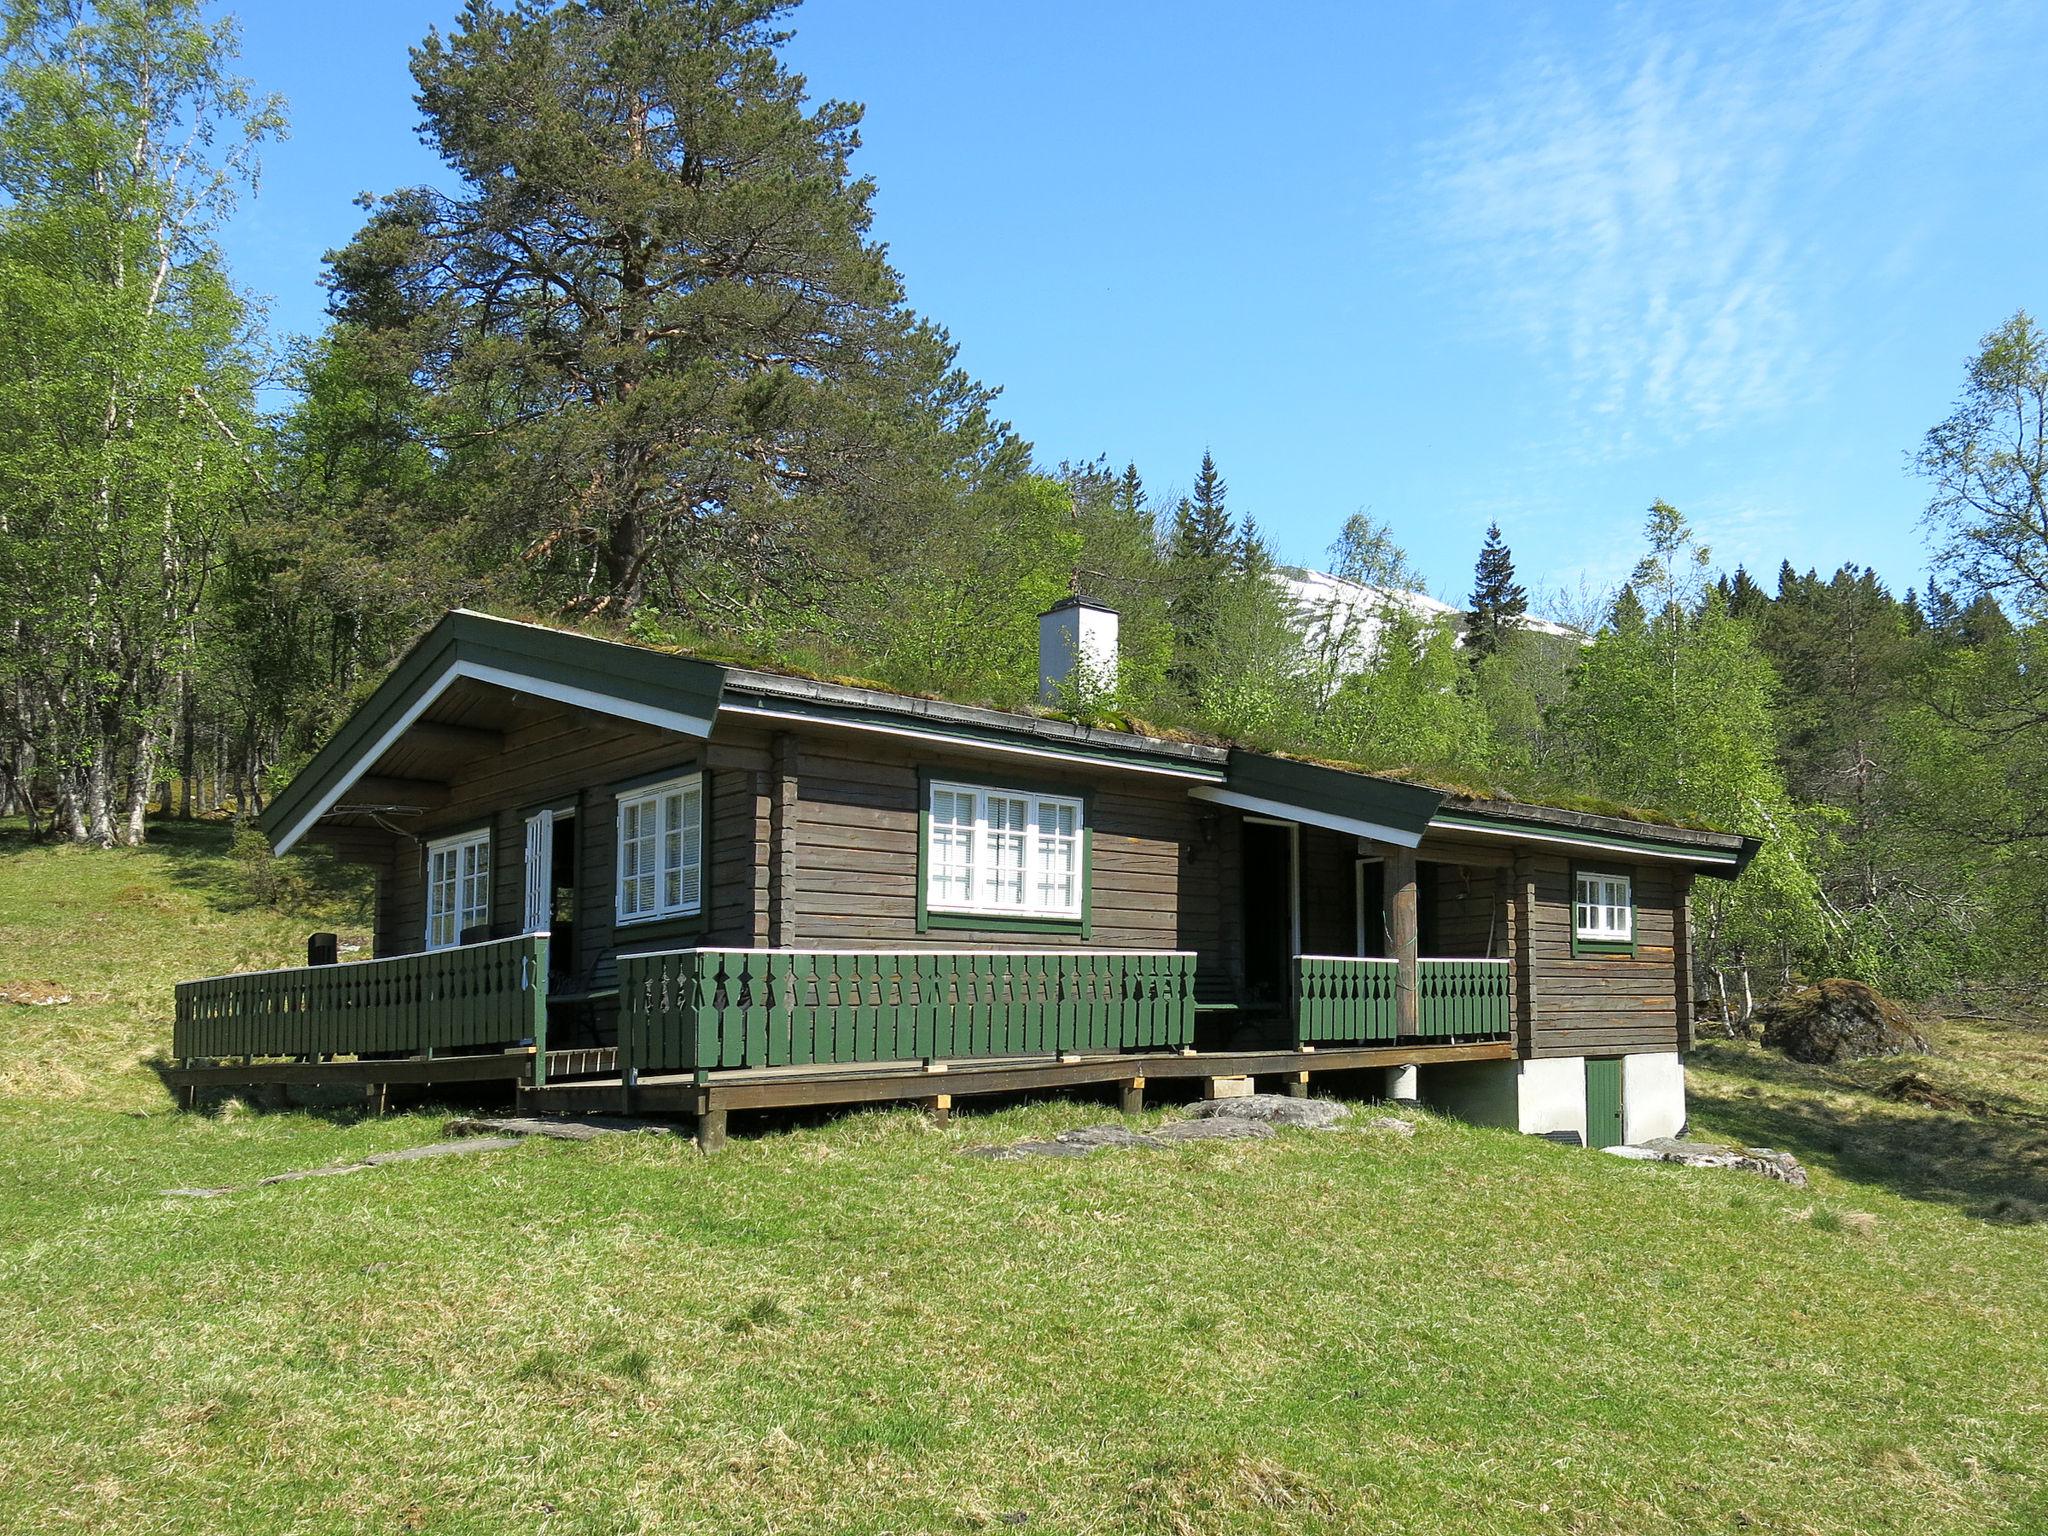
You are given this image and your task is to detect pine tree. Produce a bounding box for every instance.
[1609,585,1647,633]
[1465,522,1528,660]
[1170,450,1234,565]
[1114,463,1145,521]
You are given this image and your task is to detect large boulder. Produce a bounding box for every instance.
[1756,979,1926,1065]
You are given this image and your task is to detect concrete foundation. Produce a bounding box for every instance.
[1621,1052,1688,1142]
[1423,1051,1691,1147]
[1423,1055,1588,1144]
[1383,1063,1419,1103]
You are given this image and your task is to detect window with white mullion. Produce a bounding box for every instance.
[926,780,1084,921]
[1574,869,1633,943]
[616,772,703,924]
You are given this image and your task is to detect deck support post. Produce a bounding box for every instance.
[1386,846,1420,1038]
[1203,1074,1254,1100]
[1118,1076,1146,1115]
[1283,1070,1310,1099]
[369,1082,389,1117]
[921,1093,952,1127]
[696,1104,728,1154]
[1384,1063,1420,1103]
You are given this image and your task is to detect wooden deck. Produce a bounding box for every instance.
[520,1037,1515,1149]
[161,1037,1512,1149]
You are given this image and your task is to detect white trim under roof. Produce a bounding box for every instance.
[1191,785,1425,848]
[1426,815,1740,866]
[272,661,716,855]
[717,699,1226,782]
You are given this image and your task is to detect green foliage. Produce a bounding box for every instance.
[1545,505,1829,985]
[1920,309,2048,624]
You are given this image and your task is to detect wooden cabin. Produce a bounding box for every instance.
[170,606,1756,1149]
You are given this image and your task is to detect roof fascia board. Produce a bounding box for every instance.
[1191,785,1426,848]
[717,698,1227,782]
[1221,750,1444,842]
[262,613,721,853]
[1429,811,1746,872]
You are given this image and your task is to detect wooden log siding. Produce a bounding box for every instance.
[173,935,547,1064]
[1292,956,1511,1047]
[617,948,1198,1074]
[787,737,1225,965]
[1523,856,1686,1057]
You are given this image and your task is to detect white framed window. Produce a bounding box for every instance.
[424,829,492,950]
[925,780,1084,921]
[616,772,703,924]
[1575,869,1633,944]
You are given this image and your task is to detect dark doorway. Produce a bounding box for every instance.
[548,813,577,984]
[1240,821,1295,1010]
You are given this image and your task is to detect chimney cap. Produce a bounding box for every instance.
[1039,594,1119,619]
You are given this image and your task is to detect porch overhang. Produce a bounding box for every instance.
[1194,750,1445,848]
[259,611,723,854]
[1428,804,1757,878]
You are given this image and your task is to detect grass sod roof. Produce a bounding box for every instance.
[272,607,1754,867]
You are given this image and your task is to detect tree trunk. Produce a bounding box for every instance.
[123,726,155,845]
[84,746,114,847]
[178,670,194,818]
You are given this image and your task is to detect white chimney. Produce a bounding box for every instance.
[1038,596,1120,705]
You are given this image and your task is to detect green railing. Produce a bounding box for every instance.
[618,947,1198,1077]
[1292,955,1512,1046]
[1416,958,1514,1039]
[173,935,549,1074]
[1295,955,1399,1043]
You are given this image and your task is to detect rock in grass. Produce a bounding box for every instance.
[1604,1137,1809,1187]
[1151,1117,1275,1143]
[1053,1124,1162,1150]
[1183,1093,1349,1130]
[1363,1115,1417,1137]
[1756,978,1926,1065]
[961,1139,1100,1160]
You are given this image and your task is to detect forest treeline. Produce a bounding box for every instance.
[1,0,2043,1013]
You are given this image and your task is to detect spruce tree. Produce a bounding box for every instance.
[1465,521,1528,659]
[1170,450,1234,564]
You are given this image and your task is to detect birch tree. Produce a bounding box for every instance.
[0,0,280,842]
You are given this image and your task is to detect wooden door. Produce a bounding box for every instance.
[1585,1057,1624,1148]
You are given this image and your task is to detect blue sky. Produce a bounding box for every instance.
[223,0,2048,612]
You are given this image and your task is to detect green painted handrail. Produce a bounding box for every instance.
[1291,955,1511,1046]
[618,947,1198,1076]
[173,935,549,1074]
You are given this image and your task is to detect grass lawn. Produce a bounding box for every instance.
[2,822,2046,1534]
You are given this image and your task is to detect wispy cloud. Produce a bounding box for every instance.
[1418,0,1990,451]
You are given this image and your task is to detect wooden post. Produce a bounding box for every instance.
[1283,1070,1310,1098]
[1512,854,1538,1054]
[1675,871,1696,1052]
[529,935,550,1089]
[922,1092,953,1127]
[369,1082,389,1117]
[1204,1074,1253,1100]
[1119,1075,1145,1115]
[697,1103,728,1154]
[1387,846,1420,1038]
[768,733,800,950]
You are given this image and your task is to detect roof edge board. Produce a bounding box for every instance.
[717,699,1227,781]
[1190,785,1426,848]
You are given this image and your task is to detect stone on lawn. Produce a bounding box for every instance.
[1052,1123,1163,1150]
[1151,1117,1275,1143]
[1607,1136,1809,1187]
[1184,1093,1349,1130]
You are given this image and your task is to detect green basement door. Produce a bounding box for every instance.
[1585,1058,1625,1149]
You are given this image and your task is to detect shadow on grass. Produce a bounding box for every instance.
[1689,1041,2048,1225]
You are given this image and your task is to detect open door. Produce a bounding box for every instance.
[1240,819,1298,1010]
